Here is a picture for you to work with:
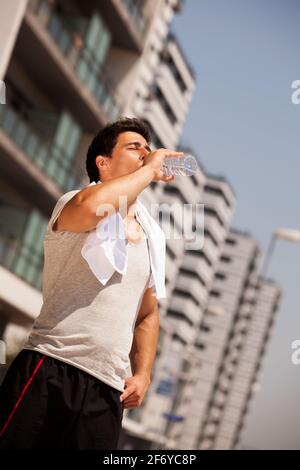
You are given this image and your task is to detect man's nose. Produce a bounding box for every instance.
[139,148,149,160]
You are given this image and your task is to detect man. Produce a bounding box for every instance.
[0,117,183,449]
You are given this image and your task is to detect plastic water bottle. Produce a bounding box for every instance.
[162,154,198,177]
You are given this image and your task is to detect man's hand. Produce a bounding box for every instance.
[120,374,151,409]
[144,148,183,183]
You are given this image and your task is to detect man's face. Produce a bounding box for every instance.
[97,131,152,181]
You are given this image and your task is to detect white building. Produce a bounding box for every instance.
[206,277,281,450]
[166,229,281,450]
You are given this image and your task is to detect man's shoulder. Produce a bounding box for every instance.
[56,182,95,207]
[54,188,81,210]
[45,189,82,238]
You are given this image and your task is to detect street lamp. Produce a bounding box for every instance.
[274,228,300,243]
[261,228,300,278]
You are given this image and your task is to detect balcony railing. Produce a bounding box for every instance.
[122,0,147,35]
[0,209,46,291]
[0,102,83,192]
[28,0,120,121]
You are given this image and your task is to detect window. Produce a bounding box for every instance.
[143,119,164,149]
[173,288,200,306]
[200,323,211,333]
[164,186,188,205]
[204,229,218,247]
[0,203,46,291]
[220,255,231,263]
[226,238,237,246]
[172,333,187,346]
[166,244,176,260]
[194,250,213,267]
[204,207,225,228]
[215,272,226,280]
[179,267,206,287]
[167,309,194,327]
[153,85,177,124]
[210,290,221,298]
[204,185,231,208]
[162,52,187,93]
[76,14,111,91]
[1,81,82,191]
[45,112,81,190]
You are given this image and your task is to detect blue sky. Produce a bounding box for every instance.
[172,0,300,449]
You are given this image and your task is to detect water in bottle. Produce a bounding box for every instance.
[162,154,198,177]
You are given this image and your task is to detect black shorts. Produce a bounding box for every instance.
[0,349,124,450]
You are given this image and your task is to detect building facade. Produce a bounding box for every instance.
[165,229,281,450]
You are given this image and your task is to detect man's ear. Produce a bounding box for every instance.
[96,155,110,170]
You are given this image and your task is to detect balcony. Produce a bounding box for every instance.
[122,0,147,36]
[156,63,187,114]
[20,0,121,129]
[203,213,225,245]
[203,234,218,265]
[173,177,200,210]
[0,97,83,198]
[143,100,177,148]
[182,255,212,285]
[88,0,148,52]
[203,192,231,224]
[0,202,46,291]
[168,318,193,344]
[176,274,207,307]
[169,295,200,326]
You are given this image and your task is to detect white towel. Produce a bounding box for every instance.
[81,181,166,299]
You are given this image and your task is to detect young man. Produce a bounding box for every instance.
[0,117,183,449]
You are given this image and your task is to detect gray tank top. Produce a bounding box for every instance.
[23,191,151,392]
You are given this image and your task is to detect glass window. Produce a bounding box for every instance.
[94,30,110,67]
[66,124,80,159]
[46,156,59,179]
[22,211,40,246]
[86,73,98,94]
[14,121,28,147]
[14,256,27,279]
[56,167,67,187]
[77,14,111,91]
[13,210,46,289]
[24,133,39,160]
[2,108,17,135]
[59,30,72,54]
[76,60,89,82]
[53,112,71,150]
[48,14,62,42]
[85,14,101,51]
[35,145,48,169]
[0,101,5,122]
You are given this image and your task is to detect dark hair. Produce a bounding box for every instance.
[86,117,152,183]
